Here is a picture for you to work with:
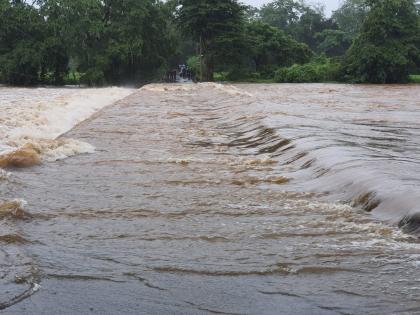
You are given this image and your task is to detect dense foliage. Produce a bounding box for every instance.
[0,0,176,85]
[246,22,312,72]
[0,1,47,85]
[259,0,336,51]
[342,0,419,83]
[275,55,340,82]
[0,0,419,85]
[177,0,247,81]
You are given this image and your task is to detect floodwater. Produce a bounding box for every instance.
[1,83,420,314]
[0,86,133,160]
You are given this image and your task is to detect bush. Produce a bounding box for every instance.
[274,57,340,83]
[214,72,228,81]
[80,69,106,86]
[187,56,200,77]
[410,75,420,83]
[226,67,254,81]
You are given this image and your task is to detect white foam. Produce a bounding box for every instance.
[7,198,28,208]
[167,157,204,164]
[0,169,11,180]
[141,82,253,97]
[29,138,96,162]
[141,84,194,92]
[0,87,134,160]
[32,283,41,292]
[201,82,254,97]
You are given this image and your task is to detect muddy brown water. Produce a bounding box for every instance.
[1,83,420,314]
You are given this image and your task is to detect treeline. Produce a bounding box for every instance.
[0,0,177,85]
[0,0,419,85]
[178,0,420,83]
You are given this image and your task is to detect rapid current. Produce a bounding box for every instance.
[1,83,420,314]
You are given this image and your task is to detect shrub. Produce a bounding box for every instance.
[186,56,200,76]
[80,69,106,86]
[274,57,340,83]
[410,75,420,83]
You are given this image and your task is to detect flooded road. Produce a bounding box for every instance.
[2,83,420,314]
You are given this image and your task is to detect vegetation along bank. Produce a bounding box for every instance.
[1,0,419,85]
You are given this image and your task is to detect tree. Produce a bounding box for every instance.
[177,0,246,81]
[1,0,179,86]
[0,1,46,85]
[98,0,175,83]
[259,0,302,29]
[294,4,335,50]
[315,29,352,56]
[342,0,419,83]
[259,0,335,50]
[331,0,369,38]
[162,0,195,70]
[36,0,177,85]
[36,0,103,84]
[246,21,312,72]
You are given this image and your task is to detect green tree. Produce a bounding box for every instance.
[259,0,302,29]
[259,0,335,50]
[37,0,178,85]
[315,29,352,56]
[331,0,369,37]
[99,0,175,83]
[293,4,335,49]
[37,0,106,84]
[342,0,419,83]
[246,21,312,72]
[1,0,179,86]
[0,1,46,85]
[177,0,246,81]
[162,0,194,70]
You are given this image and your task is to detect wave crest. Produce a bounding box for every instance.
[0,199,29,220]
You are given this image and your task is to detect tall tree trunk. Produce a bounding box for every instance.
[201,38,214,82]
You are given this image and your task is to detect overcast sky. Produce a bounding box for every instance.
[241,0,341,16]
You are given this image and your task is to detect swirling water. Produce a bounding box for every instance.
[1,83,420,314]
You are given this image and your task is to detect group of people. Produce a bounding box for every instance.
[165,64,194,83]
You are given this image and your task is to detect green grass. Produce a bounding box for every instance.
[409,75,420,83]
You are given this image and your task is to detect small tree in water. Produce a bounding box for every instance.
[177,0,246,81]
[342,0,419,83]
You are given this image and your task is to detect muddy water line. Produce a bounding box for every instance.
[2,83,420,314]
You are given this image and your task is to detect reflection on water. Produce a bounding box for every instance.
[1,83,420,314]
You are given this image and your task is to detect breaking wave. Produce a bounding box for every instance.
[0,199,30,220]
[0,87,134,167]
[181,83,420,235]
[141,82,253,97]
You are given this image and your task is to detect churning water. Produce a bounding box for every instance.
[1,83,420,314]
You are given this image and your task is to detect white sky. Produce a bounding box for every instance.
[241,0,341,16]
